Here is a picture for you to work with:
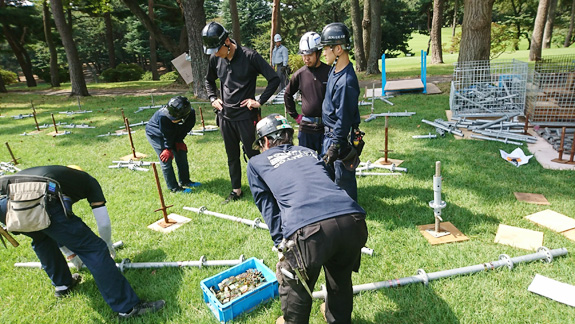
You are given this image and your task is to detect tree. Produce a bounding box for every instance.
[50,0,89,96]
[431,0,445,63]
[180,0,208,99]
[543,0,558,48]
[104,11,116,68]
[0,1,37,87]
[148,0,158,80]
[366,0,381,74]
[530,0,551,61]
[229,0,241,45]
[565,0,575,47]
[458,0,495,62]
[362,0,371,62]
[350,0,366,71]
[0,70,7,92]
[270,0,279,62]
[42,0,60,87]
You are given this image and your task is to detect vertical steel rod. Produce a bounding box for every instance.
[199,106,205,130]
[523,113,529,135]
[5,142,18,165]
[568,132,575,164]
[121,108,127,131]
[31,102,40,131]
[124,117,137,159]
[152,163,172,223]
[51,113,58,134]
[434,161,441,232]
[384,116,389,163]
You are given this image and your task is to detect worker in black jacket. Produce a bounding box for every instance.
[247,114,368,324]
[202,22,280,204]
[284,31,331,154]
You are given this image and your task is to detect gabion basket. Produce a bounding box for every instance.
[449,59,528,118]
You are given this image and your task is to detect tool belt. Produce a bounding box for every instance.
[301,116,322,124]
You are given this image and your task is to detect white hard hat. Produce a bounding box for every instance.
[298,32,322,55]
[274,34,282,42]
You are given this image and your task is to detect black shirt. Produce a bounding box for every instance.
[284,62,330,119]
[205,42,280,121]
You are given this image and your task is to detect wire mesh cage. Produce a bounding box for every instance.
[449,59,528,118]
[527,55,575,126]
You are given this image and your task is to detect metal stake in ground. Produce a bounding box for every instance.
[51,113,59,134]
[5,142,20,165]
[551,127,567,163]
[427,161,449,237]
[199,106,205,130]
[566,131,575,165]
[31,102,40,132]
[379,116,393,165]
[121,108,127,131]
[125,117,137,159]
[152,163,176,227]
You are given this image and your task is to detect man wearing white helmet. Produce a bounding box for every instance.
[271,33,289,91]
[284,31,331,154]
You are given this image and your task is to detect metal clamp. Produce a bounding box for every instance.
[252,217,263,229]
[198,255,207,268]
[537,246,553,263]
[198,206,207,215]
[417,268,429,286]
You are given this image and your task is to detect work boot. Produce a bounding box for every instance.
[171,186,192,194]
[222,191,242,204]
[320,302,327,322]
[118,300,166,319]
[54,273,81,298]
[276,315,285,324]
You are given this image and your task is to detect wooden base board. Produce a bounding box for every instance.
[47,131,71,136]
[525,209,575,233]
[561,228,575,241]
[494,224,543,251]
[417,222,469,245]
[148,213,191,233]
[119,152,147,161]
[374,157,404,166]
[514,192,550,205]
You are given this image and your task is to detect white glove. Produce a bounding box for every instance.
[60,246,84,269]
[107,242,116,259]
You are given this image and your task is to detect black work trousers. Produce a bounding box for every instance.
[277,213,368,324]
[218,115,260,189]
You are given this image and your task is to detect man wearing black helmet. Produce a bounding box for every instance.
[284,31,331,155]
[247,114,368,324]
[320,22,362,202]
[202,22,280,204]
[145,96,199,193]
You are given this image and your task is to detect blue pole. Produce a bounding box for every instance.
[421,50,427,94]
[381,53,386,95]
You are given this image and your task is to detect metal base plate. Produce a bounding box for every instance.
[425,229,451,238]
[148,213,191,233]
[418,222,469,245]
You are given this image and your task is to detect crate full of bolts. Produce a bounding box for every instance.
[200,257,278,323]
[449,59,528,118]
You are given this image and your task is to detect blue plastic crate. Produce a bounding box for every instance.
[200,257,279,323]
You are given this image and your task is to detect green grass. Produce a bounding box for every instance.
[1,79,574,324]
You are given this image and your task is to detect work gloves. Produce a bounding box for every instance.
[160,149,174,162]
[60,246,83,269]
[175,142,188,152]
[323,143,340,165]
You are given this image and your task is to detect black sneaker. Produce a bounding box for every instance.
[170,186,193,194]
[54,273,81,298]
[222,191,243,204]
[118,300,166,319]
[181,181,201,188]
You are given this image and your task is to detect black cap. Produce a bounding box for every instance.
[202,22,229,55]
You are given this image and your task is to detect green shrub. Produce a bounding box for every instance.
[32,67,70,84]
[141,71,153,81]
[0,69,18,85]
[101,63,144,82]
[159,71,179,81]
[288,54,305,74]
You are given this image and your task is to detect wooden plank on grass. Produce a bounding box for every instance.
[525,209,575,233]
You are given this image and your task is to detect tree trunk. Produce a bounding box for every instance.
[148,0,159,80]
[229,0,241,45]
[565,0,575,47]
[42,0,60,87]
[104,11,116,69]
[452,0,458,38]
[350,0,366,71]
[362,0,371,62]
[2,26,36,87]
[431,0,444,64]
[530,0,551,61]
[180,0,208,99]
[50,0,89,96]
[270,0,280,62]
[122,0,182,56]
[458,0,495,63]
[0,72,7,93]
[366,0,381,75]
[543,0,558,48]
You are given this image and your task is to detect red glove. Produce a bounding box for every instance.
[159,149,174,162]
[175,142,188,152]
[295,114,303,124]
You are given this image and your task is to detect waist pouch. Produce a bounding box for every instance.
[6,182,51,232]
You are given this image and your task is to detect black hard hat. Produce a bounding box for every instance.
[164,96,192,120]
[202,22,229,55]
[253,114,293,149]
[320,22,351,49]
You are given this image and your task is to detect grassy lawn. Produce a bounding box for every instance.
[1,48,574,323]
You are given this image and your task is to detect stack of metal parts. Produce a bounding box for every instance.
[449,59,528,118]
[535,127,574,152]
[108,160,152,171]
[211,269,266,304]
[423,113,536,145]
[526,55,575,126]
[0,162,21,176]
